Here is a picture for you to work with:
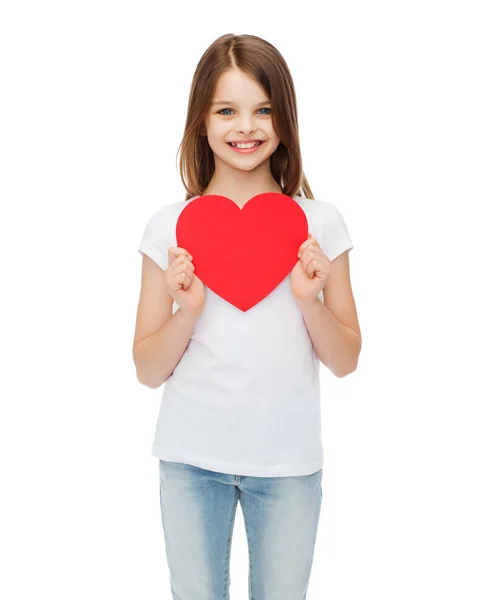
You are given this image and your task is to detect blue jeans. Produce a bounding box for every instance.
[158,459,323,600]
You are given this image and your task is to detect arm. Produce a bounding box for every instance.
[133,307,202,389]
[296,297,361,377]
[296,250,361,377]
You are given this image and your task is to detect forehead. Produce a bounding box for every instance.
[212,69,269,104]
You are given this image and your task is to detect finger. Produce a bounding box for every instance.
[168,246,193,261]
[301,248,323,268]
[298,233,319,258]
[176,246,193,260]
[298,236,310,257]
[172,255,193,267]
[303,252,321,276]
[308,257,318,275]
[171,255,195,272]
[308,258,318,279]
[176,266,194,284]
[176,271,192,289]
[306,234,320,249]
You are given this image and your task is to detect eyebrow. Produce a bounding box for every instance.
[211,100,271,106]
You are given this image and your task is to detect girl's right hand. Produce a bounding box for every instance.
[165,247,205,317]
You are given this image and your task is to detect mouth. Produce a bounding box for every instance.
[226,140,265,153]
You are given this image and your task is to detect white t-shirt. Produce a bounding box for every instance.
[137,195,353,477]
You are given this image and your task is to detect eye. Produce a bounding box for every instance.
[217,107,272,116]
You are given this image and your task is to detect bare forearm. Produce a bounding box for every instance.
[133,308,202,389]
[296,297,361,377]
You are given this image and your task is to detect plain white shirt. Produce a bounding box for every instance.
[138,195,353,477]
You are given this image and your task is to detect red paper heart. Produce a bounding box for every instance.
[176,192,308,311]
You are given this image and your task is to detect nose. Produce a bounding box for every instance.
[236,113,256,136]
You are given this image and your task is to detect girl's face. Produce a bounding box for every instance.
[204,69,281,172]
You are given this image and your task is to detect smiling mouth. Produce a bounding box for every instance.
[226,141,265,150]
[227,140,263,147]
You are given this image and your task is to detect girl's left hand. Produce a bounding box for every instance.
[290,233,332,305]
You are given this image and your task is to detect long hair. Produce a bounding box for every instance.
[176,33,315,201]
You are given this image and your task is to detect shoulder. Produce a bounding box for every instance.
[294,195,347,223]
[139,200,190,252]
[147,199,187,219]
[142,200,189,230]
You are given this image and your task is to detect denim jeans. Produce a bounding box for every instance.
[158,459,323,600]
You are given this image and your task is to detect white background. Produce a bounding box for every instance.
[1,1,494,598]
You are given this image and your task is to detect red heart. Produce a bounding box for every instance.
[176,192,309,312]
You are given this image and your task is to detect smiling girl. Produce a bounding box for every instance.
[133,33,361,600]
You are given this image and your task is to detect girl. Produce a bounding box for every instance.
[133,33,361,600]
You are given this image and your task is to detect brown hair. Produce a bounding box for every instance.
[176,33,315,201]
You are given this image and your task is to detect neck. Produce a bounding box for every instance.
[202,160,282,207]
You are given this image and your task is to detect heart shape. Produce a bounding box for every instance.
[176,192,308,312]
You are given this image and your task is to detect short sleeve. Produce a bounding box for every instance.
[320,201,354,262]
[137,207,170,270]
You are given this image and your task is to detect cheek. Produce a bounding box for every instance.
[209,123,230,142]
[266,126,280,146]
[205,117,225,135]
[267,135,281,152]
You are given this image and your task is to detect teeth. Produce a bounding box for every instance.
[230,141,260,148]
